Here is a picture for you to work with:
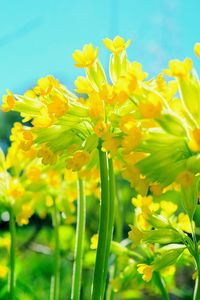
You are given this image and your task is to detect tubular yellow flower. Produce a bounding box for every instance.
[194,43,200,58]
[90,234,98,249]
[128,225,144,245]
[188,128,200,151]
[26,166,41,182]
[1,90,16,112]
[0,265,9,279]
[165,58,192,78]
[37,145,57,165]
[16,204,33,226]
[103,36,131,54]
[120,115,137,135]
[66,150,90,171]
[7,179,24,199]
[94,121,109,137]
[137,264,153,282]
[72,44,98,68]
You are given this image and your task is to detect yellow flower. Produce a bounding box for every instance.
[194,43,200,58]
[139,93,162,119]
[160,200,178,217]
[127,61,148,81]
[1,90,16,112]
[37,145,57,165]
[177,213,192,233]
[90,234,98,249]
[26,166,41,182]
[0,236,11,249]
[94,121,109,137]
[74,76,94,94]
[7,179,24,199]
[103,36,131,54]
[128,225,144,245]
[121,128,142,152]
[164,58,192,78]
[66,150,90,171]
[188,128,200,151]
[72,44,98,68]
[47,94,68,117]
[0,265,9,279]
[16,204,33,226]
[137,264,153,282]
[120,115,137,135]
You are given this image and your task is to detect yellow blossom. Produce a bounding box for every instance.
[128,225,144,244]
[121,128,142,152]
[66,150,90,171]
[103,36,131,54]
[7,179,24,199]
[120,115,137,135]
[1,90,16,112]
[177,213,192,233]
[0,237,11,249]
[16,204,33,226]
[194,43,200,58]
[188,128,200,151]
[94,121,109,137]
[127,61,148,81]
[72,44,98,68]
[90,234,98,249]
[165,58,192,78]
[74,76,94,94]
[37,145,57,165]
[139,93,162,119]
[0,265,9,279]
[160,200,178,217]
[26,166,41,182]
[137,264,153,282]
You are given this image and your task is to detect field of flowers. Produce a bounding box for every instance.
[1,36,200,300]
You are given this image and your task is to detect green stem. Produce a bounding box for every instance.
[9,207,16,300]
[71,177,86,300]
[52,197,60,300]
[103,159,115,287]
[190,219,200,300]
[92,147,111,300]
[154,271,169,300]
[115,179,123,243]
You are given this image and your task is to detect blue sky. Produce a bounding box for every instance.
[0,0,200,99]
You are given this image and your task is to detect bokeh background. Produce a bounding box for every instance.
[0,0,200,98]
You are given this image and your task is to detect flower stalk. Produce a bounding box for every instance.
[71,177,86,300]
[51,197,60,300]
[92,144,115,300]
[9,207,16,300]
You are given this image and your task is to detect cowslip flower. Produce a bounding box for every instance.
[164,58,192,78]
[1,90,16,112]
[194,43,200,58]
[103,36,131,54]
[72,44,98,68]
[137,264,153,282]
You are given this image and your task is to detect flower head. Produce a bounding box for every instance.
[72,44,98,68]
[194,43,200,58]
[103,36,131,54]
[1,90,16,112]
[137,264,153,282]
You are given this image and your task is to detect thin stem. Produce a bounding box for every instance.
[92,147,110,300]
[102,159,115,290]
[9,207,16,300]
[190,219,200,300]
[51,197,60,300]
[153,271,169,300]
[71,177,86,300]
